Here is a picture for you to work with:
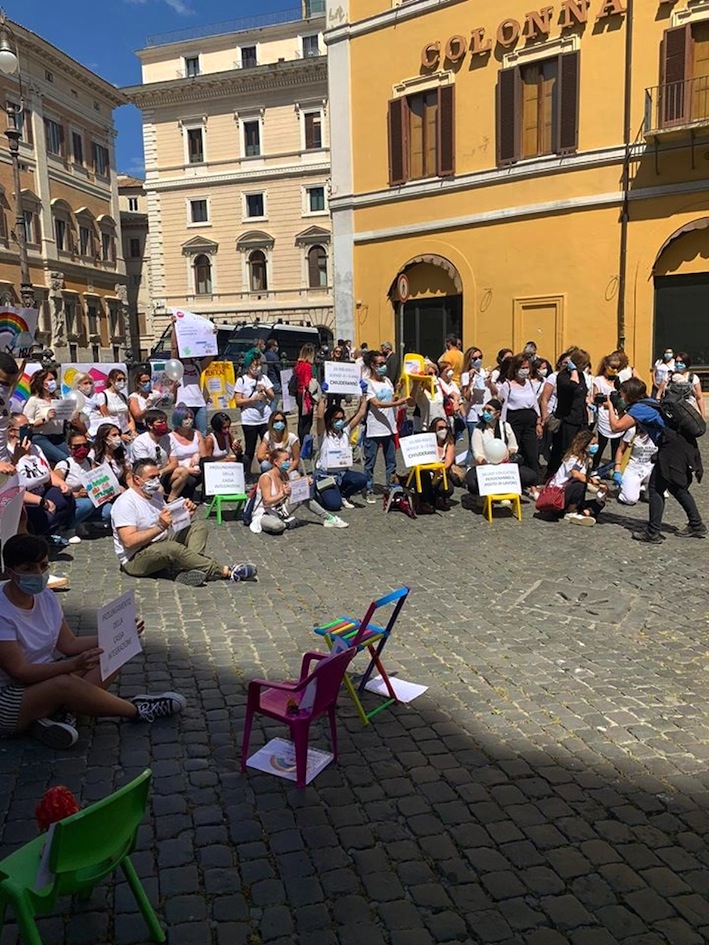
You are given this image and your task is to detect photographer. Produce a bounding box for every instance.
[606,377,705,543]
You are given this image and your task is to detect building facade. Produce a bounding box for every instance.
[125,2,333,346]
[0,16,128,363]
[118,174,153,359]
[327,0,709,377]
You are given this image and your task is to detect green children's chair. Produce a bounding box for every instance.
[204,493,247,525]
[0,769,165,945]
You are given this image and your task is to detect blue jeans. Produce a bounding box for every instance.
[72,496,113,528]
[33,433,70,464]
[191,406,208,436]
[363,435,396,494]
[315,470,369,511]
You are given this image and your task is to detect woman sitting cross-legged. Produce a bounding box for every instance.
[257,410,300,472]
[54,429,118,538]
[313,386,368,511]
[249,448,348,534]
[465,399,539,499]
[545,429,606,526]
[416,419,456,514]
[0,534,186,750]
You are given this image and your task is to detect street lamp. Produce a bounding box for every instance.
[0,12,35,310]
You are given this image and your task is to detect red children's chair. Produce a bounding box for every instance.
[241,648,356,788]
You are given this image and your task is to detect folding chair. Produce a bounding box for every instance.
[313,586,410,725]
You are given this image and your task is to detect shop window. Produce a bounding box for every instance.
[497,51,579,166]
[248,250,267,292]
[661,22,709,125]
[308,245,327,287]
[194,254,212,295]
[388,85,454,185]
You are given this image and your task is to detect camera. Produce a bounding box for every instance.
[593,393,607,406]
[609,390,625,413]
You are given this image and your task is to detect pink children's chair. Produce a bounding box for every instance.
[241,648,356,788]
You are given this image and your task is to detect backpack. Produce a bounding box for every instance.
[240,485,259,526]
[383,485,416,518]
[287,373,298,397]
[643,397,705,441]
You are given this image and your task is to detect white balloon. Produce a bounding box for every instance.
[484,439,508,465]
[65,390,86,413]
[165,359,184,382]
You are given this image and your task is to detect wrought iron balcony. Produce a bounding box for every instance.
[645,75,709,135]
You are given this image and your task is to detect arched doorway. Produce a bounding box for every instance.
[389,254,462,361]
[653,219,709,369]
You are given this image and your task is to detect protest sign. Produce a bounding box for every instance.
[399,433,439,468]
[82,463,121,507]
[288,476,311,505]
[166,498,191,534]
[476,463,522,497]
[246,737,333,785]
[0,306,38,357]
[97,590,142,681]
[202,361,236,409]
[323,361,361,396]
[203,462,245,497]
[280,369,295,412]
[172,308,218,358]
[60,363,126,397]
[52,399,78,422]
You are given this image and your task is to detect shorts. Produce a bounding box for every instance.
[0,684,25,736]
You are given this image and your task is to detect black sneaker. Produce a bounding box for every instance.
[675,524,708,539]
[632,530,663,544]
[130,692,186,722]
[174,570,206,587]
[229,564,258,582]
[30,717,79,749]
[50,707,78,728]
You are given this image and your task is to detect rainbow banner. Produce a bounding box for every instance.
[9,362,42,413]
[0,306,39,356]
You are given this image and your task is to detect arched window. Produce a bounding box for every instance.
[308,245,327,288]
[194,254,212,295]
[249,250,267,292]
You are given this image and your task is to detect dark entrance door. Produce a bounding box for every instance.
[400,295,462,361]
[654,273,709,368]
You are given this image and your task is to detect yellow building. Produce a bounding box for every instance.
[0,16,128,362]
[327,0,709,378]
[124,2,334,345]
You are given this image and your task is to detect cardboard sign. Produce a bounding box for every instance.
[202,361,236,409]
[399,433,439,468]
[0,306,38,357]
[203,462,245,497]
[97,590,142,681]
[83,463,121,507]
[280,369,295,412]
[324,361,361,396]
[173,308,218,358]
[60,363,127,397]
[476,462,522,497]
[288,476,311,504]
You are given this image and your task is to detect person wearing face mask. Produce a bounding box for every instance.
[168,405,205,500]
[257,412,300,472]
[249,448,347,534]
[94,369,136,443]
[0,352,21,475]
[438,360,462,430]
[544,429,606,526]
[92,423,131,489]
[235,351,275,479]
[548,346,591,477]
[591,353,626,470]
[128,370,164,433]
[490,348,514,389]
[0,533,189,749]
[496,353,543,483]
[204,412,244,463]
[465,399,538,500]
[313,388,368,511]
[55,430,117,537]
[657,352,705,420]
[416,420,456,513]
[130,409,191,502]
[23,369,71,464]
[652,347,675,396]
[362,350,413,503]
[111,458,257,585]
[461,347,493,446]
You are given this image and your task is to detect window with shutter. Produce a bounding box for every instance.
[388,98,407,185]
[308,245,327,287]
[437,85,455,177]
[691,21,709,121]
[557,51,580,154]
[497,68,521,166]
[661,26,691,125]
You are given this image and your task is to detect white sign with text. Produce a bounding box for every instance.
[97,590,142,681]
[280,369,295,412]
[399,433,439,468]
[324,361,361,395]
[288,476,311,505]
[172,308,218,358]
[203,462,246,497]
[476,463,522,497]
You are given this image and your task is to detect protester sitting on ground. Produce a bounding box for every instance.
[128,368,164,433]
[465,399,539,499]
[235,350,275,479]
[55,430,116,537]
[130,409,191,502]
[314,387,368,511]
[0,352,21,475]
[168,405,205,500]
[92,423,131,489]
[417,420,456,513]
[204,412,244,463]
[94,369,136,443]
[249,448,348,534]
[657,352,705,419]
[257,410,300,471]
[614,426,658,506]
[0,533,187,749]
[363,350,413,503]
[546,429,605,526]
[23,368,70,464]
[497,353,543,483]
[111,458,257,585]
[9,414,76,543]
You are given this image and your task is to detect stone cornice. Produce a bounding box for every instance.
[124,59,327,107]
[149,161,330,191]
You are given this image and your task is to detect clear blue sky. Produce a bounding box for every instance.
[5,0,297,178]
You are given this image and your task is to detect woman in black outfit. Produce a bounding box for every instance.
[548,346,591,477]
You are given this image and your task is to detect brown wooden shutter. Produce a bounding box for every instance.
[308,247,320,287]
[556,51,580,155]
[496,68,521,166]
[387,98,408,186]
[661,25,691,124]
[437,84,455,177]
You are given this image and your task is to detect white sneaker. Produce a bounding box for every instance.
[341,497,355,510]
[365,493,377,505]
[499,500,512,509]
[324,514,349,528]
[47,574,69,590]
[66,535,82,545]
[569,513,596,527]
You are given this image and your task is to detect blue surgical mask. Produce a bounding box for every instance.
[332,419,345,431]
[482,411,494,423]
[588,444,599,455]
[280,460,292,472]
[674,362,686,372]
[376,365,388,376]
[12,570,49,595]
[140,382,151,392]
[273,421,286,432]
[46,380,57,393]
[472,359,482,369]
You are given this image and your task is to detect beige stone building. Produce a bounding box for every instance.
[0,15,128,362]
[124,2,333,345]
[118,174,152,359]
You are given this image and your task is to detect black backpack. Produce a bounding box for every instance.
[287,373,298,397]
[643,397,705,441]
[241,485,259,526]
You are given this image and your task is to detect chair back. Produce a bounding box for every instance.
[305,648,357,717]
[49,770,152,893]
[402,354,425,378]
[300,435,314,460]
[350,586,410,649]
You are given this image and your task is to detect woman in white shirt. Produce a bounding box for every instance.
[168,405,205,500]
[234,352,274,480]
[547,428,605,525]
[496,353,542,483]
[592,352,626,470]
[362,350,413,503]
[614,428,658,505]
[55,429,117,535]
[314,390,368,511]
[128,369,166,433]
[658,352,705,419]
[652,347,675,396]
[257,411,301,471]
[461,346,492,453]
[464,399,538,498]
[93,369,135,442]
[23,369,70,464]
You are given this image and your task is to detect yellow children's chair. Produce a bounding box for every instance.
[400,353,436,398]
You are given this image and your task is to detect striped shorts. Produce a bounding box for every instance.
[0,684,25,736]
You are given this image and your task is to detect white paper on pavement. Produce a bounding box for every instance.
[475,463,522,497]
[288,476,311,505]
[97,590,142,681]
[364,675,429,703]
[165,498,191,535]
[246,737,333,785]
[399,433,439,468]
[172,307,218,358]
[324,361,361,396]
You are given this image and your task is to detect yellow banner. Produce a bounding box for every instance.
[202,361,236,409]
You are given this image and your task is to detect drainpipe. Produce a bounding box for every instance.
[617,0,634,351]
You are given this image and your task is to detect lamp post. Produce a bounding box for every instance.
[0,12,35,310]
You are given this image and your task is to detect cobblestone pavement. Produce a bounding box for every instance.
[1,466,709,945]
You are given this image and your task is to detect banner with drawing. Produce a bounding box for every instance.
[60,363,127,397]
[202,361,236,409]
[0,306,39,357]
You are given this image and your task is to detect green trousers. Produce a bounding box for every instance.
[121,520,223,580]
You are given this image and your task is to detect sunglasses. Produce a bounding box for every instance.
[70,443,88,450]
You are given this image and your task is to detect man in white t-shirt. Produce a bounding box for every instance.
[111,458,257,587]
[130,409,190,502]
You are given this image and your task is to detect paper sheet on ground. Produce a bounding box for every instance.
[364,675,428,703]
[97,590,142,681]
[246,737,333,784]
[172,308,218,358]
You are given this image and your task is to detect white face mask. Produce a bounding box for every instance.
[436,429,448,441]
[115,380,126,391]
[107,435,122,448]
[46,379,57,393]
[445,371,454,380]
[181,418,194,428]
[142,477,162,495]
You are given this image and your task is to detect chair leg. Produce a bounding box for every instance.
[8,893,43,945]
[205,497,215,520]
[328,705,339,761]
[216,497,223,526]
[292,723,310,788]
[241,704,255,772]
[342,671,369,726]
[121,857,166,944]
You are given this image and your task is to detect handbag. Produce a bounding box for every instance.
[535,482,566,513]
[546,415,562,434]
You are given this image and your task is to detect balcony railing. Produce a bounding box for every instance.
[645,76,709,135]
[146,8,309,47]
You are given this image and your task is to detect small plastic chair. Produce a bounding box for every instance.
[0,770,165,945]
[241,648,357,788]
[482,493,522,522]
[405,463,448,494]
[400,354,436,398]
[204,493,247,525]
